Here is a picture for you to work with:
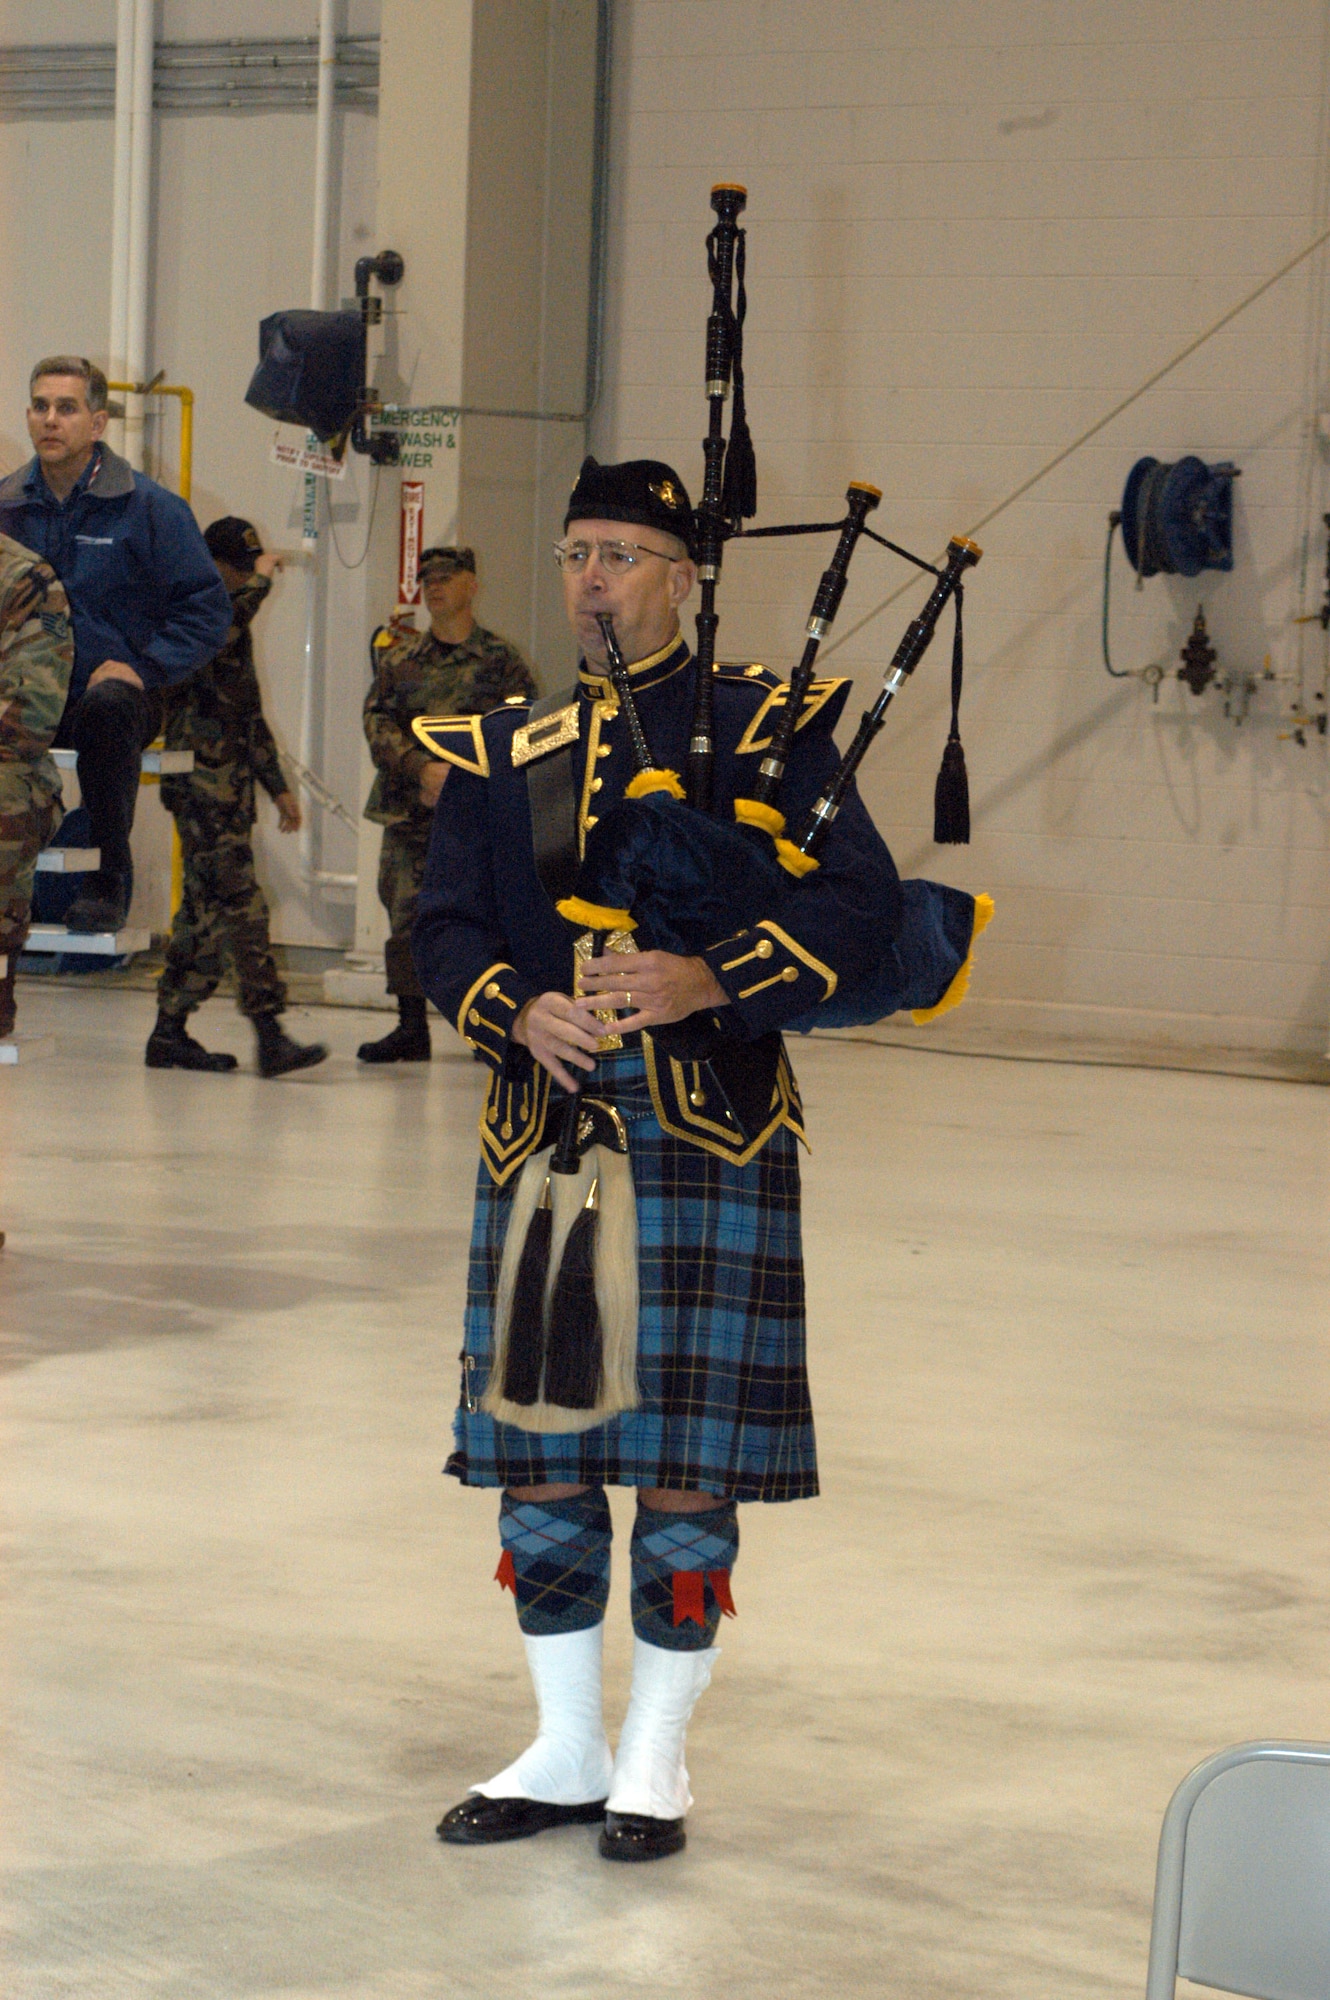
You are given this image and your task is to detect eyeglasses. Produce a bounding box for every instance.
[552,537,678,575]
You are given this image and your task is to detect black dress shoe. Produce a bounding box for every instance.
[598,1811,687,1862]
[436,1794,607,1845]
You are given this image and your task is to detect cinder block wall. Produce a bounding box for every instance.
[596,0,1330,1055]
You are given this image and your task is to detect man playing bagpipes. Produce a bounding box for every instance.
[411,454,905,1863]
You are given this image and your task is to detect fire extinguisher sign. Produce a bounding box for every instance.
[399,481,425,606]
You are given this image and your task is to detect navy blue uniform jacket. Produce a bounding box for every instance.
[411,635,900,1181]
[0,446,231,707]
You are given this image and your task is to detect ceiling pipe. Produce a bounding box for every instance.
[106,0,134,457]
[299,0,340,895]
[122,0,154,471]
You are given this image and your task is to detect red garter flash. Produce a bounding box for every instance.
[708,1568,737,1618]
[672,1570,706,1627]
[495,1550,517,1594]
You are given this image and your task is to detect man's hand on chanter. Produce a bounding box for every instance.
[511,992,605,1093]
[577,950,726,1032]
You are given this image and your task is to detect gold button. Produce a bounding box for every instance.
[487,1106,498,1123]
[755,939,774,959]
[590,777,603,793]
[484,980,501,997]
[468,1007,480,1025]
[501,1121,513,1140]
[597,743,611,758]
[585,814,598,829]
[781,965,798,982]
[689,1088,707,1107]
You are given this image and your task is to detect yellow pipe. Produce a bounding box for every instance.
[110,379,195,917]
[106,380,193,502]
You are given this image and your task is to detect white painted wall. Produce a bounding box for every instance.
[597,0,1330,1056]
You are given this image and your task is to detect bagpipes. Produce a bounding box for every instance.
[559,184,992,1029]
[482,184,993,1435]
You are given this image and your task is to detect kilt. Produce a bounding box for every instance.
[446,1045,817,1502]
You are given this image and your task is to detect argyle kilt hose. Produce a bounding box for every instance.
[447,1047,817,1502]
[498,1487,612,1634]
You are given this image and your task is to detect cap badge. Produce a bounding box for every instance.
[650,478,684,509]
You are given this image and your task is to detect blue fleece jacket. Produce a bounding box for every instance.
[0,445,231,706]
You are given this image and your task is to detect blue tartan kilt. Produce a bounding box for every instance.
[446,1046,818,1502]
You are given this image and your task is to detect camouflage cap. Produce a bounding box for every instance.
[205,516,263,571]
[419,545,476,578]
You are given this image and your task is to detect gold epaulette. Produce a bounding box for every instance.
[715,660,782,687]
[411,712,491,776]
[732,676,849,756]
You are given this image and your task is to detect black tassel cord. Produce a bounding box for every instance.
[502,1182,552,1404]
[537,930,607,1410]
[543,1181,603,1410]
[933,583,971,844]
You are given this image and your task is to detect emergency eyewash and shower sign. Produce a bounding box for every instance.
[370,406,460,469]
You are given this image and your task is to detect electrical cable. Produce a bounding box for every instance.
[325,461,380,570]
[818,215,1330,664]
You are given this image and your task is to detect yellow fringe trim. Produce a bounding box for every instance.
[768,840,820,880]
[911,893,995,1025]
[733,797,786,837]
[776,839,820,877]
[625,767,686,800]
[555,895,637,932]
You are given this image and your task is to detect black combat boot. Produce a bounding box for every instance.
[0,951,18,1039]
[357,996,431,1064]
[145,1009,239,1072]
[252,1011,329,1078]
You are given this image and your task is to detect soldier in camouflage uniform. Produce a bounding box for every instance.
[360,545,535,1062]
[0,533,73,1040]
[146,517,327,1078]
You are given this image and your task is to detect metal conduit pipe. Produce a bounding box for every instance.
[123,0,153,471]
[0,37,380,115]
[299,0,339,897]
[106,0,134,457]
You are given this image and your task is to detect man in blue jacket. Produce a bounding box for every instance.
[0,356,231,932]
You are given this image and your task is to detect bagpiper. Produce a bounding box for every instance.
[411,455,898,1862]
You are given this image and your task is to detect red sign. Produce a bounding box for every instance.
[398,480,425,605]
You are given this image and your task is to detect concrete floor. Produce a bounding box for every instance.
[1,985,1326,2000]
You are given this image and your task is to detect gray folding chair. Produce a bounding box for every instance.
[1145,1741,1330,2000]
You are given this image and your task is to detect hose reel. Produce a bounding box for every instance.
[1102,454,1252,704]
[1118,455,1238,577]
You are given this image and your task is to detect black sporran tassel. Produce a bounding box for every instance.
[501,1180,551,1404]
[542,1181,603,1411]
[933,582,970,844]
[720,231,758,525]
